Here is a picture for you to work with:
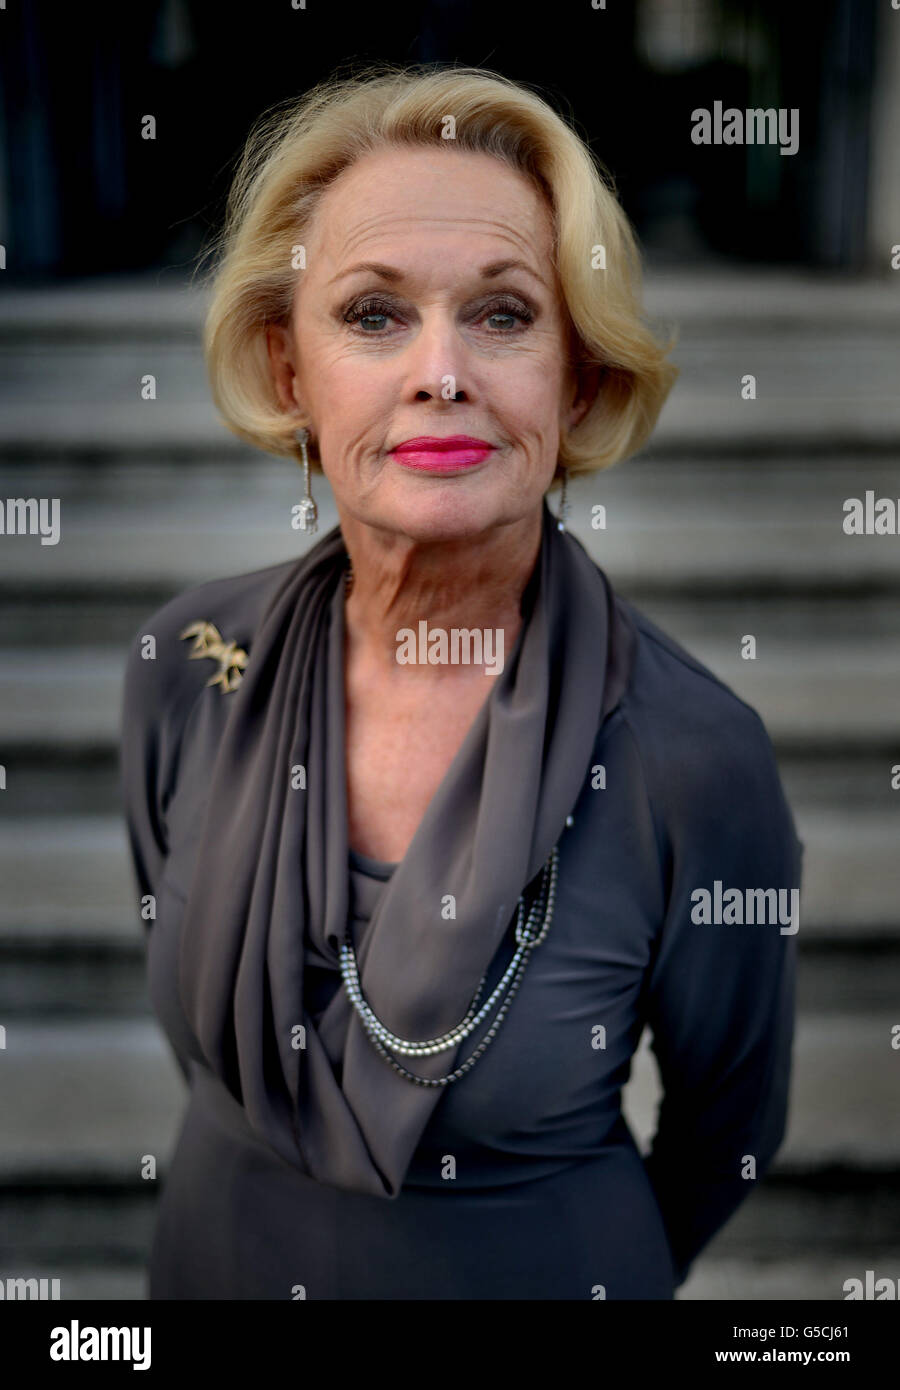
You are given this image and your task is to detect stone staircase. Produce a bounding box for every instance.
[0,269,898,1299]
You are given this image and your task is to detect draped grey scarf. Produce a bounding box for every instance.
[177,499,633,1198]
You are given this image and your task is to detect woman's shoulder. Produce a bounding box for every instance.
[611,594,788,820]
[121,555,299,732]
[131,554,298,646]
[617,595,769,735]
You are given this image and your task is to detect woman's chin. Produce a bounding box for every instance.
[374,492,528,544]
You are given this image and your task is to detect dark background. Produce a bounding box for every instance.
[0,0,882,278]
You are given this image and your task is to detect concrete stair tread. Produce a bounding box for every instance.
[678,1252,900,1300]
[1,812,898,941]
[2,275,898,455]
[641,271,900,326]
[3,637,899,748]
[3,469,900,588]
[2,396,899,452]
[0,818,133,937]
[625,1016,900,1171]
[1,270,897,331]
[0,1016,895,1179]
[7,1256,896,1300]
[1,1255,896,1300]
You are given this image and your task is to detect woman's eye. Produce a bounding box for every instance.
[343,299,393,331]
[484,307,529,331]
[343,296,534,334]
[343,298,397,332]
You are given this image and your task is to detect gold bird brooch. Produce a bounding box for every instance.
[179,620,248,693]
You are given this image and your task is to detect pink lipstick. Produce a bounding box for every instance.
[390,435,495,471]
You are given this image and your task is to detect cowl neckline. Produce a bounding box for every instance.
[177,498,630,1197]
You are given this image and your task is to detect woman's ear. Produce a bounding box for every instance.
[566,361,605,433]
[266,323,301,413]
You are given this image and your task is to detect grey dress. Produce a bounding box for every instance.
[121,516,802,1300]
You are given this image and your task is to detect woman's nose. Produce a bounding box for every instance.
[403,310,471,401]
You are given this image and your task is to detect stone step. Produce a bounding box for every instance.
[1,1251,897,1300]
[1,274,897,457]
[1,368,896,455]
[2,459,900,595]
[641,270,900,331]
[0,819,132,939]
[7,749,886,822]
[0,1189,156,1273]
[679,1251,900,1301]
[0,1015,895,1182]
[2,1154,897,1293]
[0,279,203,337]
[0,1021,184,1182]
[0,939,894,1019]
[1,271,896,335]
[0,814,896,953]
[3,630,898,752]
[624,1016,900,1173]
[0,1252,896,1301]
[7,585,900,655]
[695,1172,900,1262]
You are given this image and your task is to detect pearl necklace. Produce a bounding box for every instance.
[340,845,559,1087]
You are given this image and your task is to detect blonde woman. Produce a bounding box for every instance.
[120,64,802,1300]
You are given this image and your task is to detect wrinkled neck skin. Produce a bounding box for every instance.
[339,503,543,684]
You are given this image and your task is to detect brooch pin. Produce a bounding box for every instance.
[179,620,248,693]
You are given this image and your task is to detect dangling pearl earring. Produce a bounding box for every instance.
[556,466,570,533]
[294,426,318,534]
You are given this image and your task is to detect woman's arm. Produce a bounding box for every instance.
[120,613,213,1087]
[119,592,220,906]
[618,616,804,1288]
[636,696,802,1287]
[119,628,173,917]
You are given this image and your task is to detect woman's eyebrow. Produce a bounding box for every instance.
[328,258,548,288]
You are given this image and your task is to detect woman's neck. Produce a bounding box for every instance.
[340,507,543,684]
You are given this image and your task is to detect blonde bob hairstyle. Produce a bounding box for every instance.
[201,62,677,478]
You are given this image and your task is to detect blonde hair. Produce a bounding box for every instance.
[200,62,677,477]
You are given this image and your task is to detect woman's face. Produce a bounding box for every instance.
[268,145,595,544]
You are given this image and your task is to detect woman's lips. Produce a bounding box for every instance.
[389,436,495,471]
